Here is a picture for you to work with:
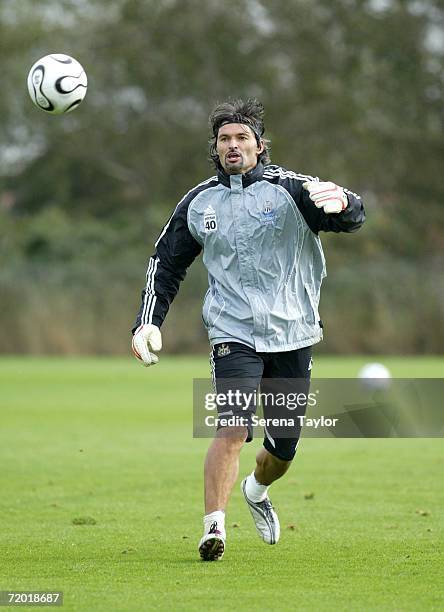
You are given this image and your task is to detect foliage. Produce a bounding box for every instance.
[1,0,443,353]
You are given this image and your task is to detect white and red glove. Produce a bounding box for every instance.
[132,324,162,367]
[303,181,348,214]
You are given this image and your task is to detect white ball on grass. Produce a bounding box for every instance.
[358,362,392,391]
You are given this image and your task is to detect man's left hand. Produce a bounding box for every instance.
[303,181,348,214]
[132,324,162,367]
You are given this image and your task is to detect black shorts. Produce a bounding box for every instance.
[210,342,312,461]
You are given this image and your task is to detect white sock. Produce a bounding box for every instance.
[203,510,225,537]
[245,471,269,502]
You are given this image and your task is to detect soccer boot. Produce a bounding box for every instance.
[241,478,280,545]
[198,521,225,561]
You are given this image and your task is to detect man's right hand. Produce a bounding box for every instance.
[302,181,348,214]
[132,324,162,367]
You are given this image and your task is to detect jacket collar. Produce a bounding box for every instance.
[217,161,264,189]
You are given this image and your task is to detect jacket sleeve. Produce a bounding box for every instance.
[132,197,202,333]
[297,183,366,233]
[267,166,365,234]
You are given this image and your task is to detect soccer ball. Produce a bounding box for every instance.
[27,54,87,115]
[358,362,392,391]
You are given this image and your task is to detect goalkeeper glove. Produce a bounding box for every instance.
[132,324,162,367]
[303,181,348,214]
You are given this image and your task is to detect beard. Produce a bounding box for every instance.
[224,152,244,174]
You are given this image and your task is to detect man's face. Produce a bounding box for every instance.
[216,123,264,174]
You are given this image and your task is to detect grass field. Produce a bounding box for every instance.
[1,356,443,611]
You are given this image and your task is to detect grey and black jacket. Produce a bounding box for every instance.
[134,162,365,352]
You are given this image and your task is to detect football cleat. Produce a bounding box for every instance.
[241,478,280,545]
[198,521,226,561]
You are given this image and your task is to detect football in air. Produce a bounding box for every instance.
[27,53,87,114]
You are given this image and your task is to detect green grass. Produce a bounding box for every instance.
[0,356,443,611]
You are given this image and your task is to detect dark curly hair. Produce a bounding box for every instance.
[208,98,271,170]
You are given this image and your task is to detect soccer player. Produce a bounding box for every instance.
[132,99,365,561]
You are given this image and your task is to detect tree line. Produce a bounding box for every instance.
[1,0,443,354]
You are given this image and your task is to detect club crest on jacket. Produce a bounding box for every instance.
[261,201,275,225]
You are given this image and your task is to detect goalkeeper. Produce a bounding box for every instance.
[132,98,365,561]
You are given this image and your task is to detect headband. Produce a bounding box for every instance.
[216,118,263,144]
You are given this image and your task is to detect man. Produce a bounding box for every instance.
[132,99,365,561]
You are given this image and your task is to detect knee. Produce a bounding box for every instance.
[257,446,293,470]
[263,438,299,463]
[216,425,248,449]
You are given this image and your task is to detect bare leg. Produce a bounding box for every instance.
[204,426,248,513]
[254,447,292,486]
